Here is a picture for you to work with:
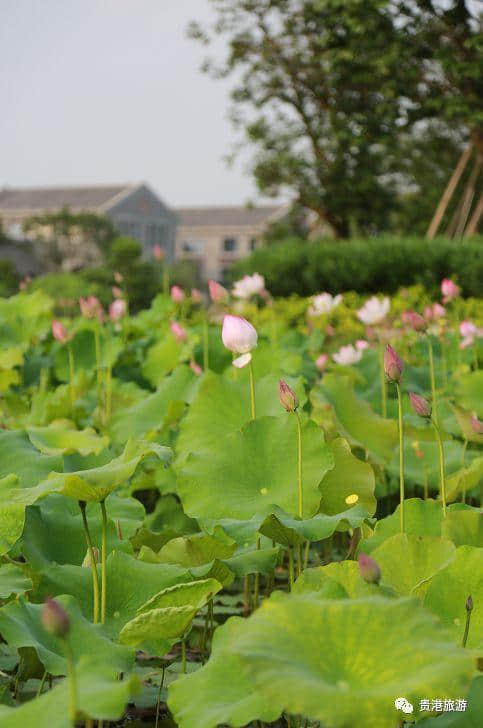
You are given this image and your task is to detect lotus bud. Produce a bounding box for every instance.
[470,415,483,435]
[109,298,127,322]
[52,320,70,343]
[170,321,187,342]
[315,353,328,371]
[82,546,100,568]
[170,285,185,302]
[279,379,298,412]
[41,598,70,638]
[466,595,473,612]
[384,344,403,383]
[190,359,203,376]
[222,315,258,355]
[208,279,229,303]
[358,553,381,584]
[409,392,431,419]
[441,278,460,303]
[404,311,427,332]
[153,244,164,261]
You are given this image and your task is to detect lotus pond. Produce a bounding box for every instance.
[0,278,481,728]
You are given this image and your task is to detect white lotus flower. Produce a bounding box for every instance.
[357,296,390,326]
[232,273,265,299]
[332,344,362,366]
[308,292,342,317]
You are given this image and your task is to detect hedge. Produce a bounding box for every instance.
[230,236,483,298]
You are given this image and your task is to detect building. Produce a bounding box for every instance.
[0,183,177,264]
[174,205,287,281]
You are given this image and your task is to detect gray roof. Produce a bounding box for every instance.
[175,205,285,227]
[0,185,131,212]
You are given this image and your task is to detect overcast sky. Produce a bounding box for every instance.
[0,0,268,207]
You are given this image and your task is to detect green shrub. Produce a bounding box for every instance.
[230,236,483,298]
[0,259,19,297]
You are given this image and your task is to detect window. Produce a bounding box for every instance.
[249,238,257,251]
[222,237,237,252]
[182,239,205,254]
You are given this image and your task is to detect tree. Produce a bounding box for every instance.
[189,0,482,237]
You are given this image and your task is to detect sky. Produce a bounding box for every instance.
[0,0,269,207]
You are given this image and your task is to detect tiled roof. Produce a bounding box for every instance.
[0,185,132,212]
[175,205,285,227]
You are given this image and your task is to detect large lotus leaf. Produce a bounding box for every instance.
[0,563,32,599]
[0,369,19,390]
[0,474,25,555]
[178,415,333,521]
[446,457,483,502]
[454,371,483,417]
[451,404,483,445]
[54,327,123,381]
[0,347,23,370]
[319,438,376,516]
[419,675,483,727]
[7,439,170,504]
[109,365,195,444]
[0,430,63,487]
[0,290,52,347]
[371,534,456,596]
[388,438,469,492]
[26,421,108,456]
[36,551,192,637]
[142,335,188,386]
[119,605,196,653]
[0,656,140,726]
[21,493,143,568]
[175,371,306,462]
[137,546,236,586]
[168,594,475,728]
[137,578,222,615]
[423,546,483,649]
[259,504,370,547]
[293,561,380,599]
[222,547,280,578]
[0,595,133,676]
[442,506,483,548]
[156,529,236,567]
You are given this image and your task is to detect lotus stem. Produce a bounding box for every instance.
[461,439,468,503]
[67,342,75,418]
[202,312,209,371]
[432,421,447,518]
[303,540,310,570]
[155,667,166,728]
[427,336,439,427]
[104,333,112,423]
[162,265,169,296]
[288,548,294,590]
[63,638,77,726]
[396,383,405,533]
[248,360,256,420]
[295,411,303,518]
[378,341,387,418]
[100,499,108,624]
[36,669,48,697]
[181,638,186,674]
[462,597,473,648]
[78,501,100,624]
[253,534,261,608]
[94,321,102,408]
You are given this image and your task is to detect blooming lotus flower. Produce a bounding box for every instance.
[191,288,202,303]
[42,598,70,638]
[355,339,369,351]
[358,553,381,584]
[441,278,460,303]
[190,359,202,376]
[308,292,342,317]
[208,279,229,303]
[109,298,127,322]
[424,303,446,321]
[79,295,104,321]
[171,285,185,302]
[232,273,265,299]
[222,315,257,367]
[315,353,329,371]
[409,392,431,419]
[332,344,362,366]
[384,344,403,383]
[279,379,299,412]
[403,311,427,332]
[459,320,483,349]
[357,296,390,326]
[153,244,164,261]
[52,320,70,343]
[170,321,187,342]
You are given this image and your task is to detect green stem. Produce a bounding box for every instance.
[432,421,447,518]
[253,535,261,608]
[288,548,294,591]
[303,540,310,570]
[461,439,468,503]
[36,669,48,697]
[243,574,251,616]
[63,639,77,726]
[105,332,112,423]
[162,265,169,296]
[100,500,108,624]
[396,383,405,533]
[462,608,472,648]
[295,411,303,518]
[67,343,75,418]
[78,501,100,624]
[379,341,387,418]
[248,360,256,420]
[155,667,166,728]
[202,313,209,371]
[428,336,439,427]
[94,322,102,409]
[181,638,186,674]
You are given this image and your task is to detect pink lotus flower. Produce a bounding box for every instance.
[232,273,266,299]
[112,286,123,298]
[190,359,203,376]
[357,296,390,326]
[222,315,257,367]
[315,353,329,371]
[308,292,342,317]
[441,278,460,303]
[170,321,187,342]
[109,298,127,322]
[332,344,362,366]
[279,379,299,412]
[424,303,446,321]
[52,320,70,343]
[208,279,229,303]
[459,320,483,349]
[79,295,104,322]
[355,339,369,351]
[171,285,185,302]
[358,553,381,584]
[384,344,403,383]
[402,311,427,332]
[113,271,123,284]
[409,392,431,419]
[153,244,164,261]
[191,288,202,303]
[470,415,483,435]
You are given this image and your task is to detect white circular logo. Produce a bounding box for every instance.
[395,697,414,714]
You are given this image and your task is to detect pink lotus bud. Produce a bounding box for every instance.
[384,344,403,383]
[432,303,446,319]
[441,278,460,303]
[460,321,477,338]
[403,311,427,332]
[170,321,187,342]
[222,315,258,355]
[409,392,431,419]
[278,379,299,412]
[79,295,104,322]
[190,359,202,376]
[171,285,185,302]
[112,286,123,298]
[41,598,70,638]
[355,339,369,351]
[208,279,229,303]
[315,353,328,371]
[191,288,202,303]
[466,595,473,612]
[358,553,381,584]
[109,298,126,322]
[52,320,70,343]
[153,244,164,261]
[113,271,123,283]
[470,415,483,434]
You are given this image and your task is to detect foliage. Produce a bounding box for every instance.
[0,259,19,297]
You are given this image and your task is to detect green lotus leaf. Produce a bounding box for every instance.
[388,439,469,493]
[120,605,196,653]
[319,438,376,516]
[0,655,140,726]
[222,547,280,578]
[0,474,24,555]
[442,505,483,548]
[454,371,483,418]
[418,675,483,727]
[0,595,133,676]
[371,533,456,596]
[137,578,222,615]
[0,370,19,390]
[0,430,63,487]
[259,504,370,547]
[142,335,188,386]
[446,457,483,502]
[423,546,483,648]
[0,347,23,370]
[168,594,475,728]
[293,560,380,598]
[0,563,32,599]
[177,415,334,521]
[26,421,108,456]
[156,529,236,567]
[451,403,483,444]
[0,291,52,347]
